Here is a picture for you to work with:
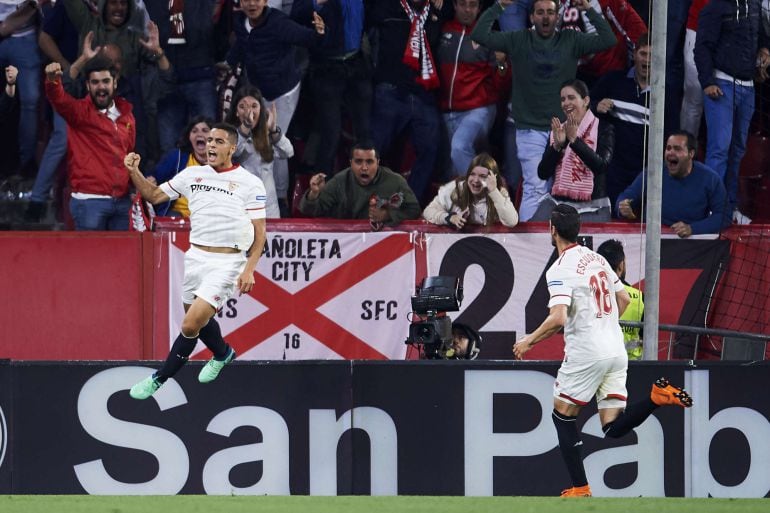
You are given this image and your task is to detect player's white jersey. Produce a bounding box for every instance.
[159,164,267,250]
[546,244,626,362]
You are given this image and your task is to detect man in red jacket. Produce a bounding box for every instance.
[437,0,510,177]
[44,55,135,230]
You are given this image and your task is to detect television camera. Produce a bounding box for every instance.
[405,276,477,359]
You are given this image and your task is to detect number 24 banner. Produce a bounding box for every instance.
[168,232,416,360]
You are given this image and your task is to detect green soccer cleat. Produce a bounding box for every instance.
[198,347,236,384]
[130,375,162,400]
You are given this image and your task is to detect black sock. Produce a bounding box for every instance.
[198,318,230,360]
[155,333,197,383]
[552,410,588,487]
[603,398,657,438]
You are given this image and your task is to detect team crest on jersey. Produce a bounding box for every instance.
[228,182,238,191]
[195,177,203,183]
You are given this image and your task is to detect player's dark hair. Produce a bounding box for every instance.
[211,122,239,145]
[550,203,580,243]
[83,55,118,79]
[668,130,697,153]
[350,140,379,160]
[596,239,625,273]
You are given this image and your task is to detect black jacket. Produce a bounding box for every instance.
[694,0,769,86]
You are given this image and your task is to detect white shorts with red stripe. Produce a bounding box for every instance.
[182,246,247,310]
[554,355,628,409]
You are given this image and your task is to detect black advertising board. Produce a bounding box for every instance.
[0,360,10,494]
[4,361,769,497]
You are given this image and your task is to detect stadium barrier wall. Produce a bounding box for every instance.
[0,360,768,497]
[4,222,765,362]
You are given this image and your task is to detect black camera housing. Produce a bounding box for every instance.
[405,276,463,359]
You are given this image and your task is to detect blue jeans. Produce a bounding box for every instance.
[157,78,218,155]
[443,105,496,176]
[703,78,754,211]
[30,111,67,203]
[503,112,523,194]
[70,196,131,231]
[0,32,41,169]
[516,128,549,221]
[371,83,440,202]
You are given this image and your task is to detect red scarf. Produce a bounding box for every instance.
[168,0,186,44]
[550,109,598,201]
[400,0,439,90]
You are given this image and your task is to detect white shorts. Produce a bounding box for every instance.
[554,355,628,409]
[182,246,247,310]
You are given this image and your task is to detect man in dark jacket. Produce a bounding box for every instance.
[299,141,422,227]
[694,0,770,224]
[291,0,371,176]
[368,0,444,205]
[146,0,223,154]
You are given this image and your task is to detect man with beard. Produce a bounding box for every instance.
[44,55,135,230]
[298,141,422,228]
[471,0,616,222]
[513,203,693,497]
[616,131,730,237]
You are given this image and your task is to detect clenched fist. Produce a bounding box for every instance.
[124,152,141,174]
[45,62,62,82]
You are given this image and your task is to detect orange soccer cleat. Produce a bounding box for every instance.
[651,377,693,408]
[560,484,592,497]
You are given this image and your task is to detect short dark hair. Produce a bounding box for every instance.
[560,78,589,99]
[635,32,650,49]
[350,140,379,160]
[596,239,625,273]
[210,122,239,145]
[668,130,697,153]
[530,0,558,14]
[83,55,118,79]
[550,203,580,243]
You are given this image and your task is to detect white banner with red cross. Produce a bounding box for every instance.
[168,232,415,360]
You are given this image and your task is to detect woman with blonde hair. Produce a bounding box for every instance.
[423,153,519,228]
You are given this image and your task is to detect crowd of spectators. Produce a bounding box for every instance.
[1,0,768,236]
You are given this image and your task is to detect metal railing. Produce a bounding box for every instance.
[620,321,769,360]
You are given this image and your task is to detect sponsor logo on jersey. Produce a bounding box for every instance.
[190,184,234,196]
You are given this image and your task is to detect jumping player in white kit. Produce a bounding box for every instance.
[123,122,268,400]
[513,204,693,497]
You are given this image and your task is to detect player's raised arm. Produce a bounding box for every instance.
[124,153,171,205]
